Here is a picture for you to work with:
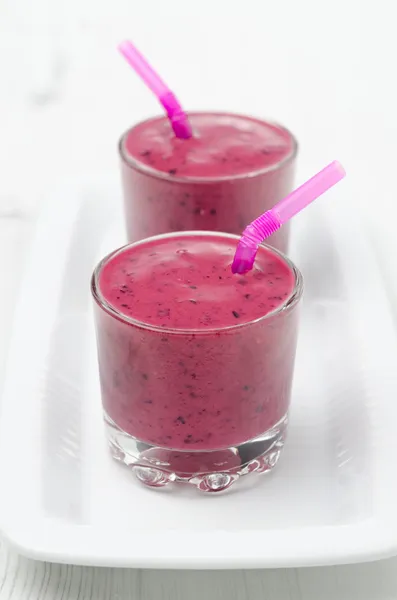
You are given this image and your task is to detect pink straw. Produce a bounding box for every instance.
[118,40,192,140]
[232,161,346,274]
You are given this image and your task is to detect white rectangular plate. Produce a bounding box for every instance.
[1,175,397,569]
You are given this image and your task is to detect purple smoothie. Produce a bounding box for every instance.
[119,113,297,252]
[92,232,302,451]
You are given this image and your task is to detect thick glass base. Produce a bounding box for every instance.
[105,412,288,493]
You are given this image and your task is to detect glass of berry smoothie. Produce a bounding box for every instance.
[119,112,297,253]
[91,232,303,493]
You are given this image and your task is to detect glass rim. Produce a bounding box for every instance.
[118,111,298,184]
[91,231,304,336]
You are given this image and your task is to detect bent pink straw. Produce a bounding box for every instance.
[232,160,346,274]
[118,40,192,140]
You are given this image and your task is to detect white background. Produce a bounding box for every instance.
[1,0,397,597]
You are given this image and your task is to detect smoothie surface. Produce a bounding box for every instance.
[98,235,295,330]
[123,113,294,179]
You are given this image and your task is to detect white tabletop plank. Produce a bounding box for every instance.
[2,537,397,600]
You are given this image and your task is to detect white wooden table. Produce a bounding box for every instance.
[1,536,397,600]
[2,0,397,596]
[1,535,397,600]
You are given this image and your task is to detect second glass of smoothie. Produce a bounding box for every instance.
[92,231,303,493]
[119,113,297,253]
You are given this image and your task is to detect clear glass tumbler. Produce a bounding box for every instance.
[119,112,298,252]
[91,232,303,493]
